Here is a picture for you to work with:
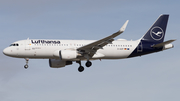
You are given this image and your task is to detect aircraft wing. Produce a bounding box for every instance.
[77,20,129,57]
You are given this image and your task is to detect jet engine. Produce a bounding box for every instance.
[60,50,77,60]
[49,59,72,68]
[53,50,78,60]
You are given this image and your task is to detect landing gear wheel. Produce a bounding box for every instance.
[78,66,84,72]
[24,65,28,69]
[86,61,92,67]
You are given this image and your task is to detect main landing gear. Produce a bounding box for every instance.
[24,58,29,69]
[86,61,92,67]
[77,61,92,72]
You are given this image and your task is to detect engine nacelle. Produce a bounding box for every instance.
[60,50,77,60]
[49,59,72,68]
[163,44,174,50]
[53,50,78,60]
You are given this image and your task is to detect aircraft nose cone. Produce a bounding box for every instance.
[3,48,10,56]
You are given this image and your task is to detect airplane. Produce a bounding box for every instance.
[3,14,175,72]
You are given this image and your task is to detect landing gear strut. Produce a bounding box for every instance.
[76,61,84,72]
[24,58,29,69]
[84,54,92,68]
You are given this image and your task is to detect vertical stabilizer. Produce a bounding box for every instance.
[141,14,169,43]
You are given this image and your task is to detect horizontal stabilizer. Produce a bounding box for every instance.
[152,39,176,48]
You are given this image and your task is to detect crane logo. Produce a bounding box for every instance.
[150,26,164,41]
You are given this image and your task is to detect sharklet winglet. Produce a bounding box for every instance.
[120,20,129,32]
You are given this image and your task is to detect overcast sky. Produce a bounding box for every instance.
[0,0,180,101]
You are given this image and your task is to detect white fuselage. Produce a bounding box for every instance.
[3,39,140,60]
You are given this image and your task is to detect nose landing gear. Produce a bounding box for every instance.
[24,58,29,69]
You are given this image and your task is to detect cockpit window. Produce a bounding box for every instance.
[10,43,19,46]
[10,44,14,46]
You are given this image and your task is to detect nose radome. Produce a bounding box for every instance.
[3,48,10,56]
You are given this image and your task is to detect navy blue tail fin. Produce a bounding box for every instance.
[141,14,169,43]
